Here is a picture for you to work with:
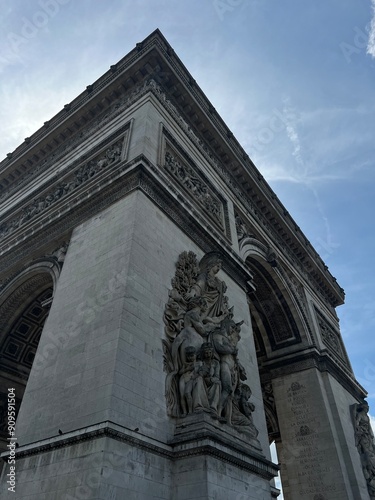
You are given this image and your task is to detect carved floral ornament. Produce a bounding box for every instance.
[162,250,259,440]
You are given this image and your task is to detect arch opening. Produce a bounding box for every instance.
[245,254,307,498]
[0,273,54,451]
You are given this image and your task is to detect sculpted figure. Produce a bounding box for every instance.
[352,402,375,498]
[232,384,259,438]
[171,297,226,370]
[185,252,229,319]
[198,342,221,416]
[165,297,225,417]
[178,346,206,416]
[212,316,245,422]
[354,402,375,453]
[363,450,375,498]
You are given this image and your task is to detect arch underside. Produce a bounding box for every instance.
[247,258,301,357]
[0,275,53,450]
[246,257,306,445]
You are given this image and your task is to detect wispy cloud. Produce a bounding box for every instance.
[282,97,303,167]
[0,67,87,158]
[367,0,375,58]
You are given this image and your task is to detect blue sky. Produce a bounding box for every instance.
[1,0,375,491]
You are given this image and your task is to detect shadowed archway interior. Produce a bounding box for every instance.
[0,284,53,450]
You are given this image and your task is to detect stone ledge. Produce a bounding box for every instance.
[172,411,262,453]
[0,420,172,462]
[170,414,277,480]
[261,347,367,400]
[0,419,278,481]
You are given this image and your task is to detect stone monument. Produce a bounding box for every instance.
[0,29,372,499]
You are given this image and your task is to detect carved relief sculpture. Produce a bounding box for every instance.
[164,151,224,229]
[316,310,351,371]
[351,402,375,498]
[163,251,258,439]
[0,139,123,240]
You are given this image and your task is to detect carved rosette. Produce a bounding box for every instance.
[351,402,375,498]
[162,250,259,440]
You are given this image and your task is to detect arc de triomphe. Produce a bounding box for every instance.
[0,30,374,500]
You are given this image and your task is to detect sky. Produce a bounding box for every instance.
[1,0,375,495]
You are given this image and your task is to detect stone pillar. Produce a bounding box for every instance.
[273,369,370,500]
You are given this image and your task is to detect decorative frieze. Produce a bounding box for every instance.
[0,160,251,296]
[164,150,224,229]
[0,135,126,242]
[315,309,351,371]
[159,127,231,240]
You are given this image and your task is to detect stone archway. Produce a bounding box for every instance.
[238,232,367,499]
[0,260,61,451]
[240,238,313,497]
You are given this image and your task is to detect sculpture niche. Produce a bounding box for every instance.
[163,251,258,439]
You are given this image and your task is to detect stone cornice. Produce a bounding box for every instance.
[0,29,344,307]
[0,420,278,481]
[0,421,172,462]
[260,347,366,401]
[0,31,164,173]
